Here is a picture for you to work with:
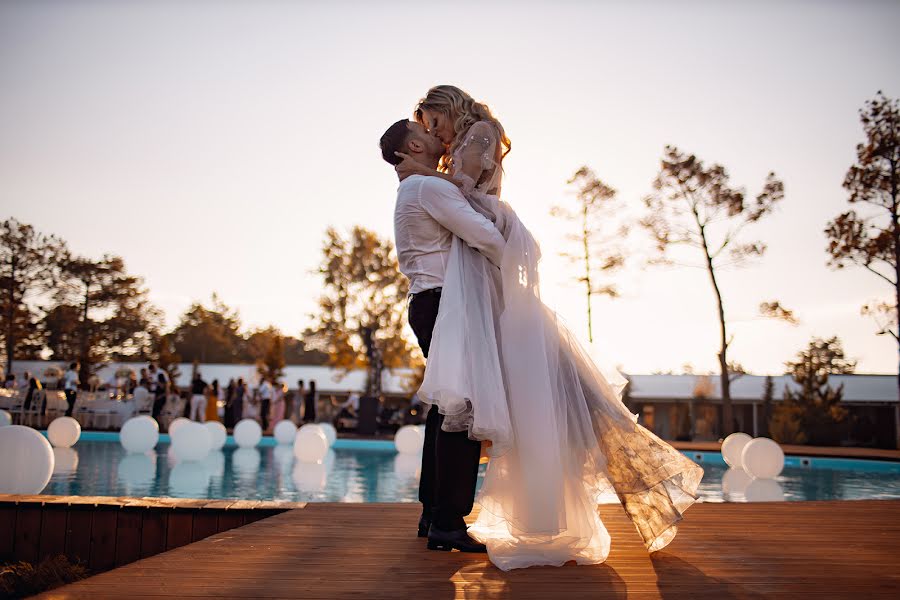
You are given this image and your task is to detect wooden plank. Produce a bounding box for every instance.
[139,511,167,559]
[0,503,17,560]
[114,509,143,566]
[13,504,42,563]
[88,506,118,571]
[165,511,193,550]
[34,501,900,599]
[215,511,245,533]
[64,506,93,566]
[190,511,218,542]
[37,505,68,561]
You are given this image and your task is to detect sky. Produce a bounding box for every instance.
[1,0,899,375]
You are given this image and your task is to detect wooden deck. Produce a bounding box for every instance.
[36,500,900,599]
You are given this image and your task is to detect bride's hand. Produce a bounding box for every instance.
[394,152,427,180]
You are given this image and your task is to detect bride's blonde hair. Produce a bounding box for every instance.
[415,85,511,172]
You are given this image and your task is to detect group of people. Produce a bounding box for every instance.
[187,373,319,432]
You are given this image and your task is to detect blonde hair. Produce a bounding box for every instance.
[415,85,511,173]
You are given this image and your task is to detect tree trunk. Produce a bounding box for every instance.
[699,227,733,436]
[5,259,15,377]
[79,283,91,387]
[892,157,900,449]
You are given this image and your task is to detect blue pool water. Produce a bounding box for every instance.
[39,433,900,503]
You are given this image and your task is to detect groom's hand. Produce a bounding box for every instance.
[394,152,421,181]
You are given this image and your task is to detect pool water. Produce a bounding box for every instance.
[40,434,900,503]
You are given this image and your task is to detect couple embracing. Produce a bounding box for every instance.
[380,85,703,572]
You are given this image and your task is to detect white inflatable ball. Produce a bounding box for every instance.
[274,420,298,445]
[52,447,79,477]
[742,437,785,479]
[234,419,262,448]
[117,452,156,492]
[394,452,421,480]
[317,422,337,447]
[294,426,328,463]
[171,421,212,462]
[0,409,11,427]
[721,467,752,498]
[168,417,190,436]
[204,420,227,450]
[745,477,785,502]
[721,432,753,468]
[120,416,160,453]
[232,447,261,475]
[273,444,295,470]
[292,460,327,493]
[0,425,55,494]
[168,461,211,497]
[47,416,81,448]
[394,425,424,455]
[202,450,226,478]
[166,444,180,467]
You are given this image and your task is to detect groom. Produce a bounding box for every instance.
[380,119,505,553]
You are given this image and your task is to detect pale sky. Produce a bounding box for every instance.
[1,0,899,375]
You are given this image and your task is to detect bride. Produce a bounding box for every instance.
[394,85,704,571]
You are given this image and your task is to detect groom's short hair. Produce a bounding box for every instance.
[379,119,411,166]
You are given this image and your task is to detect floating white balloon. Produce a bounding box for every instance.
[168,461,211,497]
[117,452,156,492]
[292,460,327,493]
[294,425,328,463]
[742,437,785,479]
[721,432,752,468]
[168,417,190,436]
[232,447,261,482]
[394,425,424,454]
[120,416,160,453]
[47,416,81,448]
[394,452,421,480]
[274,420,297,445]
[721,467,752,498]
[204,421,227,450]
[234,419,262,448]
[0,409,11,427]
[202,450,226,478]
[745,477,785,502]
[171,421,212,462]
[0,425,55,494]
[317,422,337,447]
[52,447,79,477]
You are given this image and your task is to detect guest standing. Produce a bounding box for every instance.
[224,378,237,428]
[190,373,208,421]
[303,380,317,423]
[205,379,220,422]
[63,362,80,417]
[293,380,306,423]
[149,363,168,419]
[4,373,18,389]
[270,382,286,426]
[258,377,273,431]
[23,371,43,413]
[234,378,245,423]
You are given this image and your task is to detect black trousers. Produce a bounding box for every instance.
[64,390,77,417]
[151,394,166,419]
[261,399,270,430]
[409,288,482,531]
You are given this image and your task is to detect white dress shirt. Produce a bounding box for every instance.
[394,175,505,294]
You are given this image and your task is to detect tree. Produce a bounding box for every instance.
[825,91,900,447]
[0,219,67,373]
[149,331,182,389]
[550,167,626,342]
[770,337,856,446]
[51,254,160,384]
[759,375,775,438]
[244,326,286,383]
[641,146,784,436]
[283,333,329,366]
[311,226,415,396]
[171,294,244,363]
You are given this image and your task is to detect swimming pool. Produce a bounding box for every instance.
[39,432,900,503]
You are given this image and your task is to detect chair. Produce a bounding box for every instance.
[133,387,152,415]
[19,390,44,428]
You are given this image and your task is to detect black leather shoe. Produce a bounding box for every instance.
[427,525,487,553]
[418,515,431,538]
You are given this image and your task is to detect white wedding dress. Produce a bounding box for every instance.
[417,121,704,571]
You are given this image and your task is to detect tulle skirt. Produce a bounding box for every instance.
[417,200,704,571]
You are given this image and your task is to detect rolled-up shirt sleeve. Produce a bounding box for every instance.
[417,177,506,267]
